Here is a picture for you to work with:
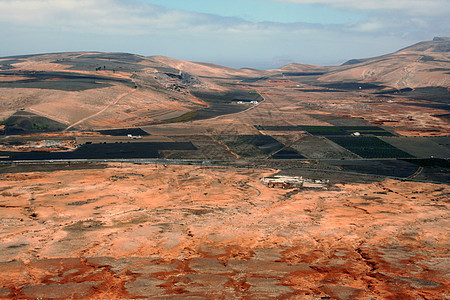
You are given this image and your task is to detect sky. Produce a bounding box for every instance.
[0,0,448,69]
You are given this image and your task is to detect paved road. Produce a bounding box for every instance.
[1,157,447,184]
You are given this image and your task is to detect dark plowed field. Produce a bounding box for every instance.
[327,136,414,158]
[97,128,150,136]
[0,70,134,91]
[0,142,197,160]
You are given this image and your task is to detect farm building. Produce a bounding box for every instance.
[261,175,328,189]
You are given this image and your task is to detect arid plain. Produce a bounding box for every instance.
[0,38,449,299]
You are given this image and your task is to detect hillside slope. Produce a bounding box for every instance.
[0,52,216,129]
[317,37,450,89]
[0,38,449,131]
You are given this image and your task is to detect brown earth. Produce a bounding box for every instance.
[318,38,450,88]
[0,39,449,299]
[0,163,448,299]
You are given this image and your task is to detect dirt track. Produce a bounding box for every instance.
[0,163,448,299]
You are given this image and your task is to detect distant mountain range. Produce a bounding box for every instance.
[276,37,449,89]
[0,37,448,130]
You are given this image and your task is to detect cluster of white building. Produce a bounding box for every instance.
[261,175,329,189]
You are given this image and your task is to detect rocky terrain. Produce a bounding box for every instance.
[0,163,448,299]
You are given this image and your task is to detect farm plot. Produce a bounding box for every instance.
[326,159,420,178]
[289,136,359,159]
[299,125,395,137]
[429,136,450,149]
[192,90,263,104]
[309,114,371,126]
[97,128,150,136]
[160,135,236,160]
[380,137,450,158]
[399,102,450,112]
[338,126,395,136]
[215,135,284,158]
[271,148,305,159]
[0,142,197,160]
[297,89,345,93]
[240,135,285,154]
[282,72,325,76]
[53,52,147,73]
[399,158,450,183]
[255,124,393,136]
[214,135,265,158]
[327,136,414,158]
[0,71,134,91]
[240,77,268,83]
[254,125,303,131]
[398,87,450,103]
[188,90,263,120]
[299,126,348,136]
[316,82,385,91]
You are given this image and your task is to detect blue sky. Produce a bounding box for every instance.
[140,0,362,24]
[0,0,448,69]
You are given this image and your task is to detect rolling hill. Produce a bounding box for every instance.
[0,37,448,132]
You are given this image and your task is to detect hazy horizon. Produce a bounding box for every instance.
[0,0,449,69]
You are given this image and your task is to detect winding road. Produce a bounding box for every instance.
[64,88,137,131]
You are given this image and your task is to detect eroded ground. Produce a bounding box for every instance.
[0,163,448,299]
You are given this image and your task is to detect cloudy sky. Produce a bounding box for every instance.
[0,0,448,68]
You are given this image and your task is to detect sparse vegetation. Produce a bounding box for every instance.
[32,123,49,130]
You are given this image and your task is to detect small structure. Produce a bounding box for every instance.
[236,100,259,105]
[127,134,142,139]
[261,175,329,189]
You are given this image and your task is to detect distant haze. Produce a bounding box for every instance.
[0,0,449,69]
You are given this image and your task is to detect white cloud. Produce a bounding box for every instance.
[0,0,446,36]
[275,0,450,16]
[0,0,447,68]
[350,21,384,33]
[0,0,230,34]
